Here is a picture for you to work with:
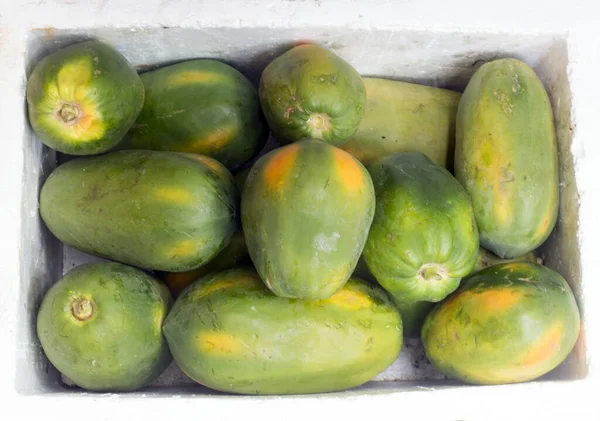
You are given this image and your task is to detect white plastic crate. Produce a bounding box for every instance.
[1,1,598,420]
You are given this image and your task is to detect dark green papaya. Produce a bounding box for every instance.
[163,268,402,394]
[259,44,366,146]
[422,262,580,384]
[40,150,238,272]
[27,41,144,155]
[37,262,172,391]
[127,60,266,169]
[363,153,479,303]
[455,58,559,258]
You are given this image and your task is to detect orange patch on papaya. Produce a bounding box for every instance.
[535,212,553,239]
[470,289,524,312]
[332,148,364,194]
[196,331,240,355]
[326,288,372,310]
[521,323,563,367]
[186,125,237,154]
[263,144,300,193]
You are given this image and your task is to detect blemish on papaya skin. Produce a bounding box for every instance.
[153,187,193,204]
[535,212,553,239]
[521,323,563,366]
[184,125,237,154]
[165,239,198,258]
[192,276,259,301]
[325,288,372,310]
[263,144,300,193]
[196,331,240,354]
[168,71,224,86]
[332,148,365,194]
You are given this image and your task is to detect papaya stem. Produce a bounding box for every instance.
[71,298,94,321]
[418,263,448,283]
[58,103,81,124]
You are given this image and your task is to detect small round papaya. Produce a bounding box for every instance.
[259,44,366,146]
[27,41,144,155]
[422,262,580,384]
[36,262,172,391]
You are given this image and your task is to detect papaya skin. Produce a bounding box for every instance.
[422,262,580,385]
[455,58,559,258]
[163,268,402,394]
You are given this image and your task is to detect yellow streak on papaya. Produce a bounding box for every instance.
[469,289,524,313]
[57,57,92,99]
[521,323,563,367]
[192,275,259,301]
[183,125,237,155]
[165,239,199,258]
[152,305,165,336]
[168,71,224,87]
[263,144,300,193]
[332,148,365,194]
[153,187,194,204]
[535,212,552,239]
[326,288,372,310]
[197,331,240,355]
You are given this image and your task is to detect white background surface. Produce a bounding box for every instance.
[1,0,600,419]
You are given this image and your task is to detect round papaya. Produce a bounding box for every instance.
[157,230,250,296]
[455,58,559,258]
[37,262,172,391]
[259,44,366,146]
[163,268,402,395]
[422,262,580,384]
[363,152,479,303]
[40,150,238,272]
[471,246,539,275]
[341,78,461,168]
[27,41,144,155]
[127,60,266,169]
[242,139,375,300]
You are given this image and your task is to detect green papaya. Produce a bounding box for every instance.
[163,268,402,394]
[40,150,238,272]
[455,58,559,258]
[242,139,375,300]
[259,44,366,146]
[363,153,478,303]
[422,262,580,384]
[341,78,461,168]
[27,41,144,155]
[37,262,172,391]
[157,230,250,296]
[127,60,266,169]
[471,247,539,274]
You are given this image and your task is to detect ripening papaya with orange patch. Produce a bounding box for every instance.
[422,263,580,385]
[242,140,375,300]
[455,58,558,258]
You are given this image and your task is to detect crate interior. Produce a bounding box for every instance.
[17,26,585,396]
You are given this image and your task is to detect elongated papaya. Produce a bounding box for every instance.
[341,78,460,167]
[455,58,559,258]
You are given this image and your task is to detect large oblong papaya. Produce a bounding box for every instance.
[37,262,172,391]
[259,44,366,146]
[363,152,479,303]
[127,60,266,169]
[163,268,402,395]
[242,139,375,300]
[341,78,461,168]
[422,262,580,384]
[455,58,559,258]
[40,150,238,272]
[27,41,144,155]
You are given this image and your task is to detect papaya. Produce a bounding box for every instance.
[389,297,435,339]
[27,41,144,155]
[341,78,461,168]
[422,262,580,384]
[163,268,402,394]
[127,60,266,169]
[471,247,539,275]
[363,153,478,303]
[157,230,250,296]
[242,139,375,300]
[455,58,559,258]
[40,150,238,272]
[37,262,172,391]
[259,44,366,146]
